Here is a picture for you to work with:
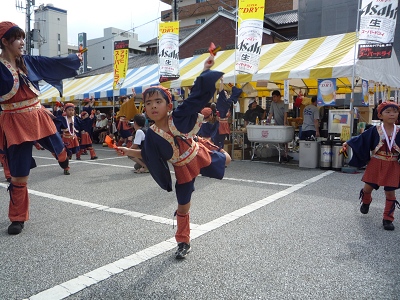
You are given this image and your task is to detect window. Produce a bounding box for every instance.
[196,0,206,2]
[196,18,206,24]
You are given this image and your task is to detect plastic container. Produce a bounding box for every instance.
[320,140,332,170]
[299,141,320,168]
[246,125,294,143]
[331,141,344,171]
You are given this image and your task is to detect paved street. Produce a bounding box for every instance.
[0,144,399,300]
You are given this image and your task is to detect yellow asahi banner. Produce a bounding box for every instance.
[236,0,265,74]
[113,40,129,90]
[158,21,180,82]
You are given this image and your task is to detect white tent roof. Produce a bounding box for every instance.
[39,32,400,103]
[162,32,400,94]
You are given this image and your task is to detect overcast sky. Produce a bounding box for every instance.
[1,0,171,45]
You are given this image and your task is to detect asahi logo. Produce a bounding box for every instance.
[237,40,261,54]
[361,1,398,20]
[158,49,179,59]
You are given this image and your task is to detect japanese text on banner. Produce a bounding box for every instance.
[359,0,398,44]
[235,0,265,74]
[158,21,180,81]
[113,40,129,90]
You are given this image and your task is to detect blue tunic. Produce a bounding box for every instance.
[141,69,224,193]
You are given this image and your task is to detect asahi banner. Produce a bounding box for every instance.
[113,40,129,90]
[235,0,265,74]
[358,0,398,59]
[158,21,180,82]
[359,0,398,44]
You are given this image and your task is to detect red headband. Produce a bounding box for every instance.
[64,103,75,110]
[143,86,172,103]
[0,22,19,39]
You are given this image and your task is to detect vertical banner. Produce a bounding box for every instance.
[361,79,369,106]
[158,21,180,82]
[368,80,375,106]
[317,78,337,106]
[78,33,87,74]
[236,0,265,74]
[113,40,129,90]
[358,0,398,59]
[284,80,289,105]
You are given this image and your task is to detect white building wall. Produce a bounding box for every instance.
[87,27,146,70]
[33,4,68,57]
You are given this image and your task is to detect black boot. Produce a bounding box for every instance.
[8,221,24,235]
[383,219,395,231]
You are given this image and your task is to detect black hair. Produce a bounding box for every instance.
[133,114,146,127]
[142,87,171,103]
[272,90,281,97]
[0,26,27,74]
[311,96,317,103]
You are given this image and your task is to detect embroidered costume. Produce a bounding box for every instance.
[197,107,219,144]
[0,52,80,229]
[77,112,98,159]
[141,70,226,247]
[348,124,400,225]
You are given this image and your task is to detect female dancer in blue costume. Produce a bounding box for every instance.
[0,21,81,234]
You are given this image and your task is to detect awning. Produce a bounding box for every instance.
[162,32,400,94]
[39,56,200,103]
[39,32,400,104]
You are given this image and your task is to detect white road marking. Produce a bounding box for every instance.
[0,183,192,227]
[26,170,334,300]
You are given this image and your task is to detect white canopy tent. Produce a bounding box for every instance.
[39,32,400,104]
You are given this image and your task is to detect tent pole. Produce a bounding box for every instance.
[231,0,238,160]
[350,0,362,137]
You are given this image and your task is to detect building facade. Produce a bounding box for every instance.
[160,0,298,25]
[32,4,147,71]
[87,27,146,70]
[33,4,69,57]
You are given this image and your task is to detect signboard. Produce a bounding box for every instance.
[113,40,129,90]
[361,79,369,106]
[359,0,398,44]
[358,0,398,59]
[317,78,336,106]
[284,80,289,105]
[235,0,265,74]
[78,33,87,74]
[328,109,352,134]
[358,43,392,59]
[158,21,180,82]
[341,126,351,142]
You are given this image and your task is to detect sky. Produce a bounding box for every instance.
[1,0,171,45]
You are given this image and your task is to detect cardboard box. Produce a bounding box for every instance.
[223,144,232,154]
[233,149,242,160]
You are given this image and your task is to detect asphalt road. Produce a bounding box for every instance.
[0,145,399,300]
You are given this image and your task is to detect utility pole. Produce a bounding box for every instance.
[173,0,179,21]
[15,0,35,55]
